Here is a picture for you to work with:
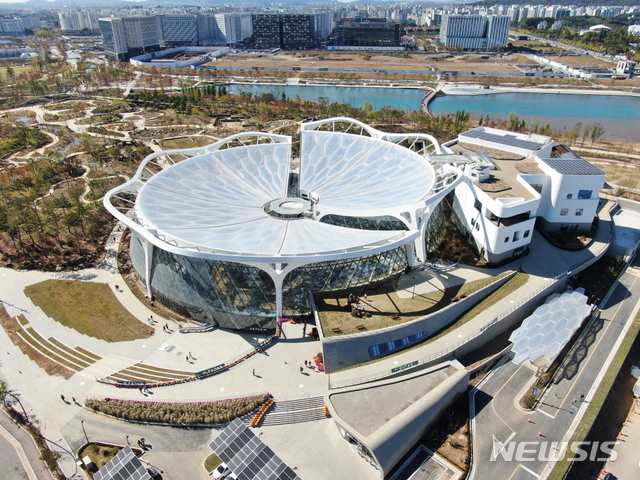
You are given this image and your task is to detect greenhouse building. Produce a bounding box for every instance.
[104,118,464,331]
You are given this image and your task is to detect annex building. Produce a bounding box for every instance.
[105,118,605,332]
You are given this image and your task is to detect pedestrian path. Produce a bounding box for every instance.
[259,396,326,426]
[0,410,55,480]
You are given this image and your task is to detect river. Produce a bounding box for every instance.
[429,91,640,142]
[228,83,639,142]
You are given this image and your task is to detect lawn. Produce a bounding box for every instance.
[204,454,222,473]
[24,280,149,342]
[160,135,215,150]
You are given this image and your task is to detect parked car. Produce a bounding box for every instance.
[212,463,230,479]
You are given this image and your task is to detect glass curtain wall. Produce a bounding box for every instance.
[282,246,407,316]
[149,249,277,331]
[320,214,408,231]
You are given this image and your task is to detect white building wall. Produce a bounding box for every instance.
[536,168,605,229]
[486,15,510,49]
[314,12,332,39]
[1,18,25,34]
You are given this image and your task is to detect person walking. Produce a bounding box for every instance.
[300,366,304,374]
[252,369,256,377]
[60,394,66,403]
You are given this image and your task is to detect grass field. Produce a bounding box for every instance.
[24,280,148,342]
[160,136,215,150]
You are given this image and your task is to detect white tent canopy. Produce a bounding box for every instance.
[510,288,591,366]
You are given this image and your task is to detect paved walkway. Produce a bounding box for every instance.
[0,199,618,480]
[0,409,55,480]
[469,257,640,480]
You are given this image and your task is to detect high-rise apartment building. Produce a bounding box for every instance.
[439,14,509,50]
[486,15,510,49]
[59,10,101,33]
[203,13,253,45]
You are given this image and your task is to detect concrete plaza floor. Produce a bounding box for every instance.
[0,203,616,480]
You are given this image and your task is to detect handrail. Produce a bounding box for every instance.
[97,323,282,389]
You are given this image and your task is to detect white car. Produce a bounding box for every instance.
[211,463,229,479]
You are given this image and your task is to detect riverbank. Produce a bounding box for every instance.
[440,83,640,97]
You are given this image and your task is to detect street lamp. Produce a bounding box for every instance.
[412,276,416,298]
[126,435,130,446]
[81,420,90,444]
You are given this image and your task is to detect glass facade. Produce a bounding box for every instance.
[149,248,277,332]
[282,246,408,316]
[320,214,408,231]
[423,201,446,255]
[130,233,146,284]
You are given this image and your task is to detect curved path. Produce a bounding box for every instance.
[0,409,55,480]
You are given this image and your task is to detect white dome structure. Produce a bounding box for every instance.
[104,118,463,331]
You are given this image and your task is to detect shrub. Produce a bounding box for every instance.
[85,394,270,424]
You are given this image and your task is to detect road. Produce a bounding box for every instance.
[470,257,640,480]
[196,64,567,78]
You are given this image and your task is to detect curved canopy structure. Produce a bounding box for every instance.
[107,118,448,263]
[104,118,461,328]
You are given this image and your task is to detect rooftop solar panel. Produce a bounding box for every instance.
[462,128,546,151]
[94,446,152,480]
[210,419,303,480]
[539,158,606,176]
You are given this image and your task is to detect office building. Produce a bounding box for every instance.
[251,13,330,50]
[333,17,402,47]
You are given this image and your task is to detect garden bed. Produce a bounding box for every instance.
[85,394,270,424]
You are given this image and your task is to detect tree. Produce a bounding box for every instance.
[361,100,373,112]
[590,122,606,146]
[581,123,592,147]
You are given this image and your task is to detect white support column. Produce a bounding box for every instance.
[143,238,154,298]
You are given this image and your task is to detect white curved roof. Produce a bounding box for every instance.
[117,123,439,261]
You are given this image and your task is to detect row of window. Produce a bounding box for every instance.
[504,230,530,243]
[560,208,583,216]
[567,190,593,200]
[368,331,428,359]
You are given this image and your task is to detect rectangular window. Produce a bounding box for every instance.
[560,224,568,232]
[513,231,520,241]
[470,218,475,226]
[504,236,509,243]
[578,190,592,199]
[524,230,530,238]
[560,208,568,216]
[475,222,480,231]
[575,208,583,216]
[570,224,579,231]
[474,198,482,212]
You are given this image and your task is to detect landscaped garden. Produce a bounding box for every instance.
[316,272,512,337]
[85,394,271,424]
[24,280,149,342]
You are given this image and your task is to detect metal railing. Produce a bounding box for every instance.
[329,277,558,390]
